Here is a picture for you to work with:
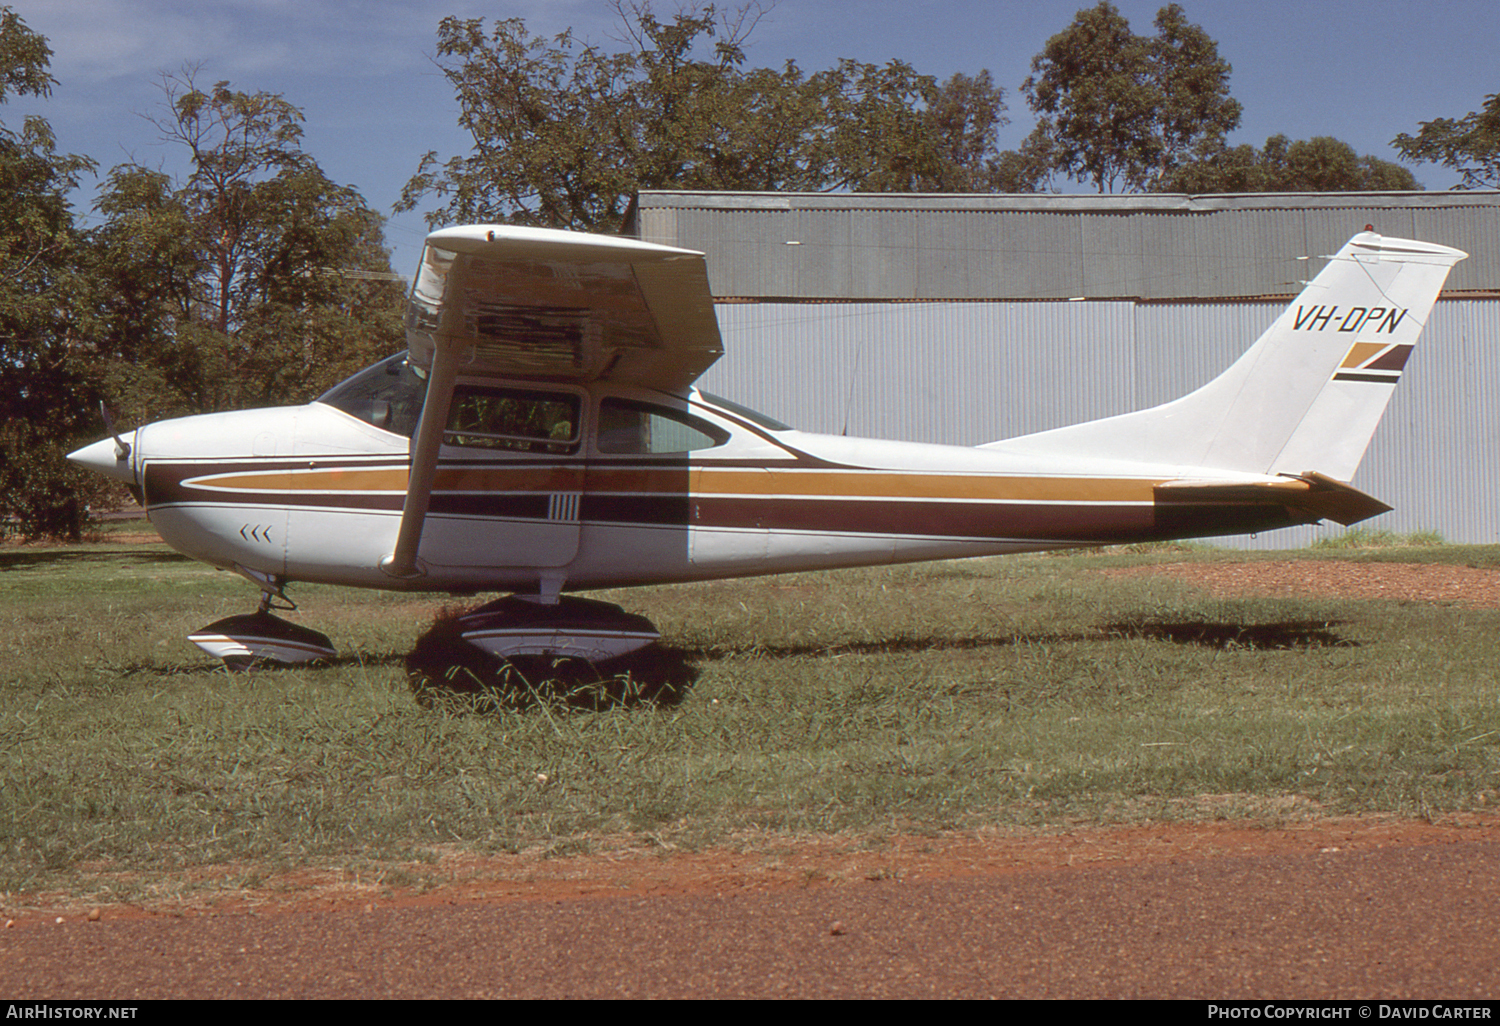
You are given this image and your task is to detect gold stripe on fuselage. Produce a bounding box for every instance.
[184,467,410,493]
[185,464,1161,505]
[691,469,1156,503]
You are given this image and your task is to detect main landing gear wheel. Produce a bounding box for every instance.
[405,595,695,709]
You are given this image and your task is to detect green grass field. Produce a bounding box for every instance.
[3,537,1499,902]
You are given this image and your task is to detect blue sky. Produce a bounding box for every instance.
[9,0,1498,275]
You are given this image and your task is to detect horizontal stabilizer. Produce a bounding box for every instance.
[1156,471,1392,528]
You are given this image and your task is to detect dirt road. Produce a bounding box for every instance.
[4,817,1497,999]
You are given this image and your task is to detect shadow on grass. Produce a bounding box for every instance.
[101,620,1360,707]
[98,651,408,681]
[689,633,1096,660]
[323,652,415,671]
[0,548,190,571]
[691,620,1359,660]
[404,623,698,714]
[103,659,238,678]
[1105,619,1358,650]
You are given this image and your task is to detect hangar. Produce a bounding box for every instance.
[630,190,1500,546]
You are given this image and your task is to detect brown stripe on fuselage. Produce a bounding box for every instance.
[146,461,384,509]
[688,495,1158,541]
[147,457,1188,543]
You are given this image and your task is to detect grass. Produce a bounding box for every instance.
[1307,528,1447,550]
[3,537,1500,902]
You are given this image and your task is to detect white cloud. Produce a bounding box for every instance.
[14,0,496,85]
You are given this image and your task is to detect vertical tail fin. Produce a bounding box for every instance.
[986,231,1467,479]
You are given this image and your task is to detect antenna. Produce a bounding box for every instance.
[840,341,863,436]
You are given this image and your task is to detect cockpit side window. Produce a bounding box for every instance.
[317,353,425,437]
[597,398,729,454]
[445,385,581,455]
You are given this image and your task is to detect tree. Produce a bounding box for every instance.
[1156,134,1419,192]
[0,7,104,539]
[991,126,1061,192]
[823,66,1011,193]
[88,71,405,422]
[398,3,1013,232]
[1392,92,1500,190]
[1021,2,1241,192]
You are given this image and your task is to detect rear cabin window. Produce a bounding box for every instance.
[445,386,581,454]
[597,398,728,454]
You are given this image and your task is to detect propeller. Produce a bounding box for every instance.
[99,401,131,462]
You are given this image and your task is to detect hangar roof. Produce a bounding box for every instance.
[632,190,1500,300]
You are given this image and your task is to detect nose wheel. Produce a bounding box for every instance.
[187,610,337,670]
[187,572,335,670]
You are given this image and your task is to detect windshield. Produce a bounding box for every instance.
[317,353,426,437]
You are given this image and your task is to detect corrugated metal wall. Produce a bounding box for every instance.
[704,301,1138,442]
[700,298,1500,548]
[639,191,1500,299]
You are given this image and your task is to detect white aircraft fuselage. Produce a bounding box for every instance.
[78,376,1302,598]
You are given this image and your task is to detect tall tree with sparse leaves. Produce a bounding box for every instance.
[1022,2,1241,193]
[398,2,1013,232]
[89,70,405,423]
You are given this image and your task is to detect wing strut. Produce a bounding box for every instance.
[380,341,462,580]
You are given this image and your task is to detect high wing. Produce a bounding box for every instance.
[383,225,724,581]
[404,224,722,388]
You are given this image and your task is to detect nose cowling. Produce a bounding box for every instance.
[67,433,138,486]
